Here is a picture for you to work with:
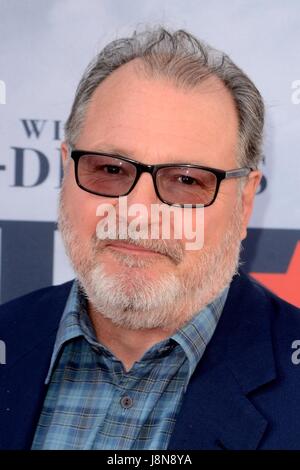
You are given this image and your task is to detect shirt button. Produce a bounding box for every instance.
[120,396,133,409]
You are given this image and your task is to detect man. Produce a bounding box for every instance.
[0,27,299,450]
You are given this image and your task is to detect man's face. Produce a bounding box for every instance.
[59,60,261,331]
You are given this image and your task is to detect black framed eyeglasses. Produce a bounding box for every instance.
[70,149,253,208]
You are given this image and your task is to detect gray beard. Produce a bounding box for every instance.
[58,190,242,331]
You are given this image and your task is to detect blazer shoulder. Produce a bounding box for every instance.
[0,281,74,328]
[229,270,300,342]
[241,272,300,352]
[246,272,300,318]
[238,271,300,317]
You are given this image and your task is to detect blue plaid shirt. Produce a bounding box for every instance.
[32,280,228,450]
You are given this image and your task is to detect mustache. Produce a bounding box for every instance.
[92,232,185,265]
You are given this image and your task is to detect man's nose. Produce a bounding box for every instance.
[129,172,159,204]
[117,173,161,227]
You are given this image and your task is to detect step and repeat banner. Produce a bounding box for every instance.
[0,0,299,306]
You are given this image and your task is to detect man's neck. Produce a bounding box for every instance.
[88,305,175,372]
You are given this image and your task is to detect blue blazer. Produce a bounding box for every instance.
[0,271,300,450]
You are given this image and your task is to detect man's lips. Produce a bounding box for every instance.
[105,242,163,256]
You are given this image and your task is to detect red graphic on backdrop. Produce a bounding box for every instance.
[251,241,300,308]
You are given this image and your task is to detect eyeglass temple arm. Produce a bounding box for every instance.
[225,168,253,179]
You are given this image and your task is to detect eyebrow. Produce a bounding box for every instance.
[87,145,205,166]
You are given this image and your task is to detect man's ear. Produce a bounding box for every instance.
[61,142,69,169]
[240,170,262,241]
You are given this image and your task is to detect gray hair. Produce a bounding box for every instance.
[65,26,264,168]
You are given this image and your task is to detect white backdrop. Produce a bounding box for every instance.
[0,0,299,303]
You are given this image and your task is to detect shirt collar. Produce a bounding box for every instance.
[45,279,228,384]
[172,287,228,381]
[45,281,83,384]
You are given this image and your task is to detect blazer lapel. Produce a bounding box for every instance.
[168,362,269,450]
[168,272,276,450]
